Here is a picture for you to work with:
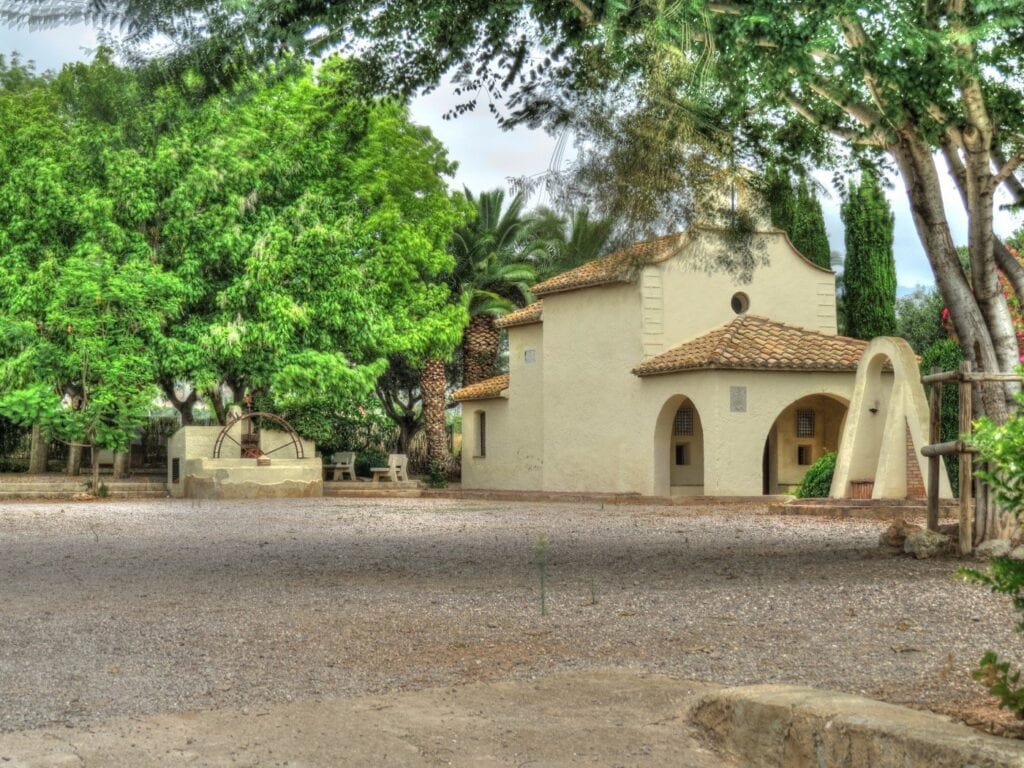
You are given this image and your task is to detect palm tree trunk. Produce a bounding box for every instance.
[462,315,501,386]
[420,357,449,470]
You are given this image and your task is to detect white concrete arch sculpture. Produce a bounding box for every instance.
[830,337,953,500]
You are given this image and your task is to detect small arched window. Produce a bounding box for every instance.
[477,411,487,457]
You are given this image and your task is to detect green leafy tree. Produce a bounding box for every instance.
[140,58,467,431]
[842,170,897,340]
[0,52,470,466]
[606,1,1023,432]
[0,52,182,481]
[896,287,948,355]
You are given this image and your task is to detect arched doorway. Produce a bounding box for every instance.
[762,394,849,495]
[656,396,705,497]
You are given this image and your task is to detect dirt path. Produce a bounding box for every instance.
[0,497,1018,739]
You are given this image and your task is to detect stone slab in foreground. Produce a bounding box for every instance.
[0,670,727,768]
[693,684,1024,768]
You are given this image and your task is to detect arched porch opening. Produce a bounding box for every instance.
[830,338,945,500]
[762,394,849,495]
[654,395,705,497]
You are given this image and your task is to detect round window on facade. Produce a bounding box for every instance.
[731,292,750,314]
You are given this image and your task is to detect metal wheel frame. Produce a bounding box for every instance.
[211,412,305,460]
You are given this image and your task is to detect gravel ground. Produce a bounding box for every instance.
[0,496,1020,735]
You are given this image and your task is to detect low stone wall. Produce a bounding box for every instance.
[180,458,323,499]
[692,684,1024,768]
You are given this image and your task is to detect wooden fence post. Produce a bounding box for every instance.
[927,366,941,532]
[959,361,973,555]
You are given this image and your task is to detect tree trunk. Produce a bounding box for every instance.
[163,380,197,426]
[890,133,1014,417]
[208,384,227,425]
[462,315,501,386]
[28,424,47,474]
[91,445,100,494]
[420,357,449,470]
[67,444,82,477]
[397,422,411,455]
[892,132,1019,542]
[961,126,1019,386]
[112,451,129,480]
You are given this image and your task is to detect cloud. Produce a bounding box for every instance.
[0,25,98,74]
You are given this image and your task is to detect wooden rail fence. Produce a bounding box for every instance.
[920,362,1024,555]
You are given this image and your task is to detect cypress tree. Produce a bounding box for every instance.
[791,176,832,269]
[765,165,795,235]
[841,170,897,340]
[765,168,832,270]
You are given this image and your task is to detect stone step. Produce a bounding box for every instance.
[0,477,168,500]
[324,486,423,499]
[769,499,959,521]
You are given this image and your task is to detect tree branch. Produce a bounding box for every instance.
[993,148,1024,190]
[783,92,884,147]
[993,146,1024,207]
[805,78,883,130]
[566,0,594,25]
[994,238,1024,311]
[940,136,969,210]
[837,17,893,131]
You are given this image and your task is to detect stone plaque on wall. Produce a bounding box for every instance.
[730,386,747,412]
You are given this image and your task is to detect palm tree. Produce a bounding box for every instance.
[450,188,537,386]
[419,356,448,477]
[417,188,536,478]
[526,206,616,280]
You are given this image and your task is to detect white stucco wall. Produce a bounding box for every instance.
[632,370,855,497]
[167,426,241,497]
[646,231,836,359]
[460,323,545,490]
[540,282,645,493]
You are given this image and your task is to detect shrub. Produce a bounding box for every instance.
[425,462,448,488]
[962,398,1024,717]
[920,338,962,495]
[355,449,388,478]
[794,452,837,498]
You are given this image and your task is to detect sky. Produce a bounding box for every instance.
[3,24,1021,295]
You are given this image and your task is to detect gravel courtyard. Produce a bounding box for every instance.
[0,496,1020,735]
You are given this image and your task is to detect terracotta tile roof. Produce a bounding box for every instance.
[452,373,509,402]
[531,233,688,296]
[632,315,868,376]
[496,301,543,328]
